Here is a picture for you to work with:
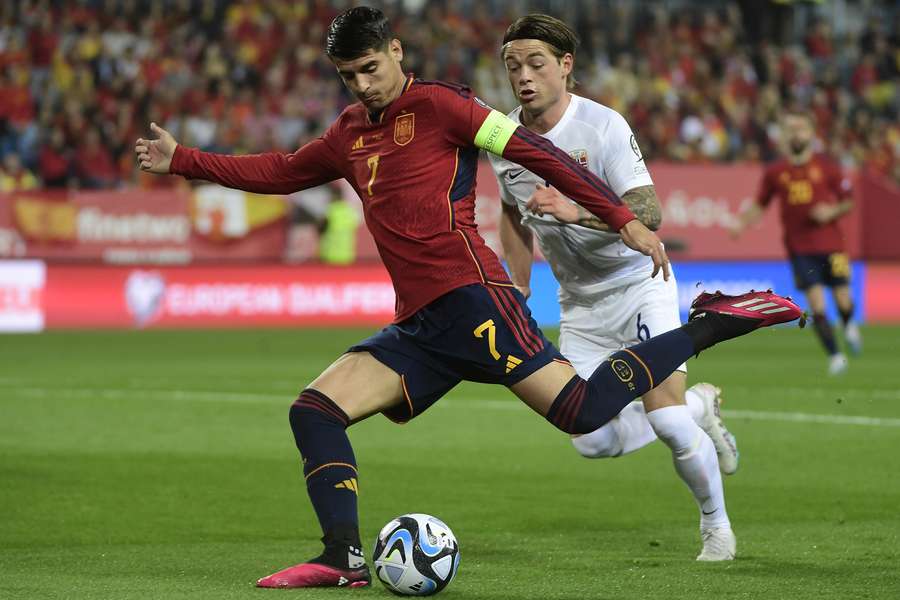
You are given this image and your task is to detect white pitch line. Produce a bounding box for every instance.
[7,387,286,404]
[4,387,900,428]
[443,400,900,428]
[720,409,900,428]
[2,380,899,400]
[726,386,900,401]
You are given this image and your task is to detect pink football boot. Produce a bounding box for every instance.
[690,289,806,328]
[256,562,370,589]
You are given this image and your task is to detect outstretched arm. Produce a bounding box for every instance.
[730,203,764,238]
[526,184,662,232]
[733,167,776,238]
[484,115,669,279]
[434,89,670,279]
[620,185,662,230]
[135,122,176,174]
[810,198,853,225]
[811,162,854,225]
[135,122,342,194]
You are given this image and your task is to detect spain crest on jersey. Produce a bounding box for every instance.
[394,112,415,146]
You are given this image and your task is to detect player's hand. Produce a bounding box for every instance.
[526,184,579,222]
[809,203,834,224]
[135,122,177,174]
[514,285,531,300]
[619,219,670,280]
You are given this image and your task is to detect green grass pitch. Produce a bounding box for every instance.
[2,326,899,599]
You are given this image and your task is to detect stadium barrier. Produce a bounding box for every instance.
[2,259,891,332]
[865,263,900,323]
[0,161,870,265]
[36,263,396,330]
[0,259,44,332]
[858,170,900,260]
[0,187,288,264]
[2,162,896,332]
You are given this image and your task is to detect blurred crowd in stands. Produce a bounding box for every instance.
[0,0,897,191]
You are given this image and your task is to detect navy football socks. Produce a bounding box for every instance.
[811,313,839,355]
[838,304,854,327]
[290,389,362,567]
[547,328,696,434]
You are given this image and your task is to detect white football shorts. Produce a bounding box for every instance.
[558,271,686,379]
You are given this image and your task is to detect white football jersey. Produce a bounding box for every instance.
[488,94,655,302]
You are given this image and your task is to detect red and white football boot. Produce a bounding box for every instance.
[689,289,805,329]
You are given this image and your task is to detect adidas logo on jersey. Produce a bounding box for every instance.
[351,136,364,151]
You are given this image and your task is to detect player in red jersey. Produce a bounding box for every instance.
[732,110,860,375]
[136,7,802,589]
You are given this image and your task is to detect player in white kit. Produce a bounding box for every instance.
[488,15,738,560]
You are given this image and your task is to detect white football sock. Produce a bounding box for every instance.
[683,386,706,424]
[647,405,730,530]
[615,401,658,455]
[571,401,657,458]
[571,422,621,458]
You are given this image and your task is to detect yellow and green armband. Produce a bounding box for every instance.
[474,110,518,156]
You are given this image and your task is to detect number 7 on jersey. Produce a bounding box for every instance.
[367,154,380,196]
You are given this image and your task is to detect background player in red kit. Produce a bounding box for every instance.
[732,110,860,375]
[135,6,802,589]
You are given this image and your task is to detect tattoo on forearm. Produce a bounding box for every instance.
[571,185,662,232]
[575,205,611,231]
[621,185,662,230]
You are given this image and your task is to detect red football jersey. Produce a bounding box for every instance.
[171,77,635,321]
[756,153,852,255]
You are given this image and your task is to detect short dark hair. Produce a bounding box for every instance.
[325,6,393,60]
[502,14,579,88]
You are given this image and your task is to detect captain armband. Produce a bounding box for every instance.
[474,110,518,156]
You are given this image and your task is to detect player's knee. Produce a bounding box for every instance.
[646,406,699,455]
[641,384,683,413]
[288,401,308,448]
[289,389,350,437]
[571,425,622,458]
[288,400,305,429]
[546,375,628,435]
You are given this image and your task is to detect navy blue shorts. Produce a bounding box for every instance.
[789,252,851,290]
[349,283,567,423]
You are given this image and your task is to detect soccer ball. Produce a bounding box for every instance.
[372,513,460,596]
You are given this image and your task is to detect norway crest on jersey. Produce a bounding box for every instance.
[569,149,589,168]
[394,112,415,146]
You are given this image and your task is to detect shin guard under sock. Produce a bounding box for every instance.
[290,389,363,568]
[547,328,695,434]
